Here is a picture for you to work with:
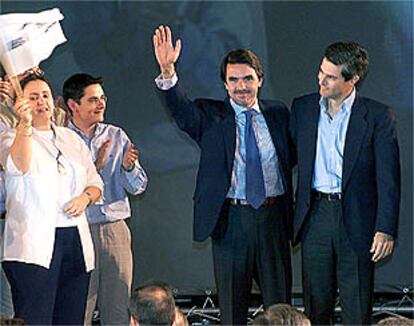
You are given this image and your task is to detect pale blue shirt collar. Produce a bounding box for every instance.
[319,87,356,114]
[68,119,104,140]
[229,98,261,116]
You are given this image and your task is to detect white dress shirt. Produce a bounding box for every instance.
[0,126,104,271]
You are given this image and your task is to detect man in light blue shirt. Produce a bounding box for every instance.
[290,42,400,325]
[63,74,148,325]
[226,98,286,200]
[312,88,355,193]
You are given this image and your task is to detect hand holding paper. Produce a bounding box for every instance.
[0,8,67,96]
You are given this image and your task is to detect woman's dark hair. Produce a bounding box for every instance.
[19,73,54,98]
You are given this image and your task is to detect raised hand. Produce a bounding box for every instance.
[14,97,32,126]
[122,143,139,171]
[95,139,112,171]
[153,25,182,79]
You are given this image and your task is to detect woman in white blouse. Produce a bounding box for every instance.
[0,74,103,325]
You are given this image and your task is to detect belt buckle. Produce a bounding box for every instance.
[239,199,249,205]
[229,198,249,205]
[327,193,342,201]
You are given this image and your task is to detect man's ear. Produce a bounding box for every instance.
[67,98,78,115]
[350,74,360,86]
[223,82,229,91]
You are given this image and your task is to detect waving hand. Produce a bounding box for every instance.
[153,25,181,79]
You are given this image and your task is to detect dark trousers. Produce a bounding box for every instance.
[301,198,374,325]
[212,201,292,325]
[3,227,90,325]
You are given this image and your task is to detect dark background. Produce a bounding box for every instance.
[1,0,412,295]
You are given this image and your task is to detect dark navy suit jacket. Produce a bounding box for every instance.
[290,92,400,256]
[159,83,294,242]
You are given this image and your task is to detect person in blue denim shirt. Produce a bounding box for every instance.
[63,73,148,325]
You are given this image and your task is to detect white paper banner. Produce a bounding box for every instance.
[0,8,66,76]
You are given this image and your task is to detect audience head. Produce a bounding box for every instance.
[253,304,311,326]
[0,317,27,325]
[377,315,413,326]
[129,281,176,326]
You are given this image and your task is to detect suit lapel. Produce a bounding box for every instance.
[342,95,368,191]
[301,95,321,180]
[260,101,284,162]
[221,99,236,173]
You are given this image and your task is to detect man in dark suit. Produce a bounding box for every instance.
[153,25,293,325]
[290,41,400,325]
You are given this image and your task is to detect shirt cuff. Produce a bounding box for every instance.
[123,161,147,190]
[123,161,142,175]
[155,73,178,90]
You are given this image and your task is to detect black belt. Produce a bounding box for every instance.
[228,196,278,206]
[312,190,342,201]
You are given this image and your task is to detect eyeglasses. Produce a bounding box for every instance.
[87,95,108,105]
[56,150,66,175]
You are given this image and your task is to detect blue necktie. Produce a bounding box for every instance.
[244,110,266,209]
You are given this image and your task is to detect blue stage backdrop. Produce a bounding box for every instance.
[1,1,412,295]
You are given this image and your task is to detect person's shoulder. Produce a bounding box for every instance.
[56,125,82,139]
[292,92,319,104]
[260,99,289,116]
[98,122,121,132]
[191,98,229,117]
[194,97,225,107]
[0,120,14,134]
[96,122,130,143]
[357,95,390,112]
[55,126,89,149]
[356,95,395,122]
[260,98,287,108]
[0,127,16,140]
[99,122,128,135]
[290,93,319,116]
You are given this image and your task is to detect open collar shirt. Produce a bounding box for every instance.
[68,121,148,225]
[155,73,285,200]
[312,88,356,193]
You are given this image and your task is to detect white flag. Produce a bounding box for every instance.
[0,8,66,76]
